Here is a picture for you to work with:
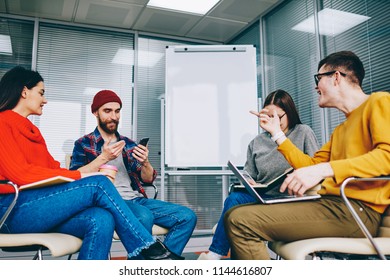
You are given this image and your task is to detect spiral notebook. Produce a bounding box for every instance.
[227,160,321,204]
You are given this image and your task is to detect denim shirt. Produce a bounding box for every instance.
[70,127,157,198]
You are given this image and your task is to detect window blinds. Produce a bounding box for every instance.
[36,24,134,167]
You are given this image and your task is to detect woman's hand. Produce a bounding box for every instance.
[250,109,281,136]
[80,172,105,178]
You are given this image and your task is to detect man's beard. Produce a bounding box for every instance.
[98,116,119,135]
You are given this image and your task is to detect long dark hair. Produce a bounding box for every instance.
[0,66,44,112]
[263,89,302,129]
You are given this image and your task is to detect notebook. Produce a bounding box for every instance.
[20,176,75,190]
[227,160,321,204]
[238,167,294,189]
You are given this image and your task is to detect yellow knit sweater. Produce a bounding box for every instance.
[278,92,390,213]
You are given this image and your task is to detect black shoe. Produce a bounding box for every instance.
[140,240,185,260]
[127,254,145,260]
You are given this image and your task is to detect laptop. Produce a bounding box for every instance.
[227,160,321,204]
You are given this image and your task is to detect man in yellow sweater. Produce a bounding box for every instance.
[225,51,390,259]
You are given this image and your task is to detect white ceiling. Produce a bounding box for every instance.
[0,0,281,43]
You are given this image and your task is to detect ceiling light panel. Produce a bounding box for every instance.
[292,8,370,36]
[147,0,220,15]
[0,34,12,55]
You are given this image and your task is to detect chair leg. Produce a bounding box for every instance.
[32,247,44,260]
[275,255,283,260]
[310,253,321,260]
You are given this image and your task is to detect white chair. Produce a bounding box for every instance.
[269,176,390,260]
[0,180,82,260]
[113,224,169,241]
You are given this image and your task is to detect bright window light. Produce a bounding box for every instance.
[292,8,370,36]
[147,0,219,15]
[0,35,12,55]
[112,48,164,67]
[112,49,134,66]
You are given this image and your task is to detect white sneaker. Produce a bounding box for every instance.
[197,252,222,260]
[197,252,210,260]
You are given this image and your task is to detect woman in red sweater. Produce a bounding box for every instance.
[0,66,181,260]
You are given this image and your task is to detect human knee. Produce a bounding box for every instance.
[83,207,115,238]
[134,210,154,231]
[224,192,244,209]
[181,207,197,227]
[171,205,197,230]
[86,174,116,190]
[224,206,244,231]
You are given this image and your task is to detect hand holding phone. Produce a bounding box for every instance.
[139,137,150,146]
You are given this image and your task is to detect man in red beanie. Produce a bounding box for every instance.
[70,89,197,259]
[90,89,122,113]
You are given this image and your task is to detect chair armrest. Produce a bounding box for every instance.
[340,176,390,260]
[0,181,19,229]
[229,182,242,194]
[142,182,158,199]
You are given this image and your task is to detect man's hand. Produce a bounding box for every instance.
[101,139,125,161]
[280,163,334,196]
[133,143,149,166]
[134,142,155,182]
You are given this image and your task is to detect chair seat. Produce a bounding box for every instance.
[151,224,169,235]
[113,224,169,240]
[270,237,390,260]
[0,233,82,257]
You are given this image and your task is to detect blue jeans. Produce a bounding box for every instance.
[209,190,256,256]
[0,175,156,260]
[125,197,197,255]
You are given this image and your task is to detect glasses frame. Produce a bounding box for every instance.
[278,113,286,120]
[266,112,285,120]
[314,70,346,86]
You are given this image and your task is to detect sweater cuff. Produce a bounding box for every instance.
[277,138,294,154]
[329,159,351,184]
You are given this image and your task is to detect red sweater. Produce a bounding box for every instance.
[0,110,81,194]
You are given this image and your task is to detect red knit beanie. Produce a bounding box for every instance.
[91,90,122,113]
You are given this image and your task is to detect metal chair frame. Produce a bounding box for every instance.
[0,180,82,260]
[340,177,388,260]
[270,176,390,260]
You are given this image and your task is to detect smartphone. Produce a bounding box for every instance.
[139,137,150,146]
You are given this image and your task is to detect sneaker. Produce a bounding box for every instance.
[197,252,210,260]
[197,252,222,260]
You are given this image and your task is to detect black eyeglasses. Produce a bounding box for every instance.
[278,113,286,120]
[314,71,346,86]
[267,113,285,120]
